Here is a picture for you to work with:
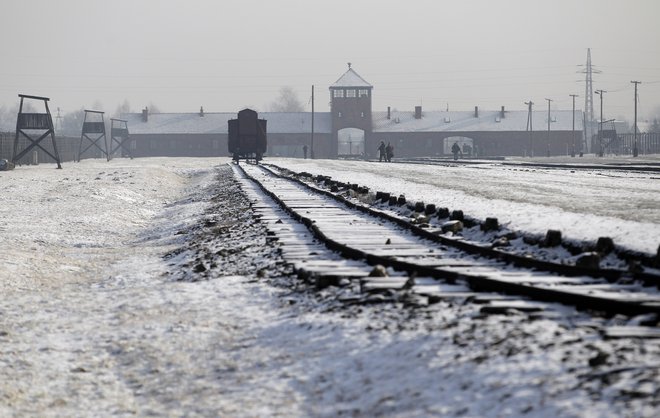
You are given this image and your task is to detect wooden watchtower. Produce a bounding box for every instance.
[78,110,109,161]
[110,118,132,159]
[12,94,62,168]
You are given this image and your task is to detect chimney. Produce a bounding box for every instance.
[387,106,391,120]
[415,106,422,119]
[474,106,479,118]
[500,106,505,119]
[199,106,204,117]
[141,107,148,122]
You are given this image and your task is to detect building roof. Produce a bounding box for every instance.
[330,67,372,89]
[123,108,584,135]
[121,111,332,135]
[264,112,332,134]
[372,109,585,133]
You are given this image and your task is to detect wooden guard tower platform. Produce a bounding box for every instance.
[78,110,109,161]
[12,94,62,169]
[110,118,132,159]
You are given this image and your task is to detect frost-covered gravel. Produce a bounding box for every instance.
[0,158,658,417]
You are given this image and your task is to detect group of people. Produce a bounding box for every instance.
[377,140,474,162]
[377,141,394,162]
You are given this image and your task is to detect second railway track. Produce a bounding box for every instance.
[234,162,660,323]
[392,156,660,174]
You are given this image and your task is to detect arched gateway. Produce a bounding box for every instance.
[337,127,365,157]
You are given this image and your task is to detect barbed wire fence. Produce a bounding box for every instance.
[1,132,81,165]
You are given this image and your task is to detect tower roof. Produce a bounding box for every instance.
[330,64,372,89]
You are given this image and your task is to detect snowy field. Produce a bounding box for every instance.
[270,156,660,256]
[1,157,658,417]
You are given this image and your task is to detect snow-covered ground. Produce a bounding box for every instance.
[269,156,660,256]
[1,158,658,417]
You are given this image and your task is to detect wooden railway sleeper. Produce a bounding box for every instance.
[238,164,660,317]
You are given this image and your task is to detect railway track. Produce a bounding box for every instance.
[392,157,660,174]
[233,162,660,331]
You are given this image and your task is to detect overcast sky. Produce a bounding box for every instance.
[1,0,659,121]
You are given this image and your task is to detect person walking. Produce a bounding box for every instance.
[385,142,394,162]
[451,142,461,160]
[377,141,386,162]
[303,144,308,159]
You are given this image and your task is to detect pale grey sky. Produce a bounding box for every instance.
[1,0,659,121]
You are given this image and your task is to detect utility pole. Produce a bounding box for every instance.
[310,84,315,159]
[525,100,534,157]
[569,94,578,157]
[55,107,64,132]
[595,89,606,157]
[631,81,641,157]
[545,98,552,157]
[578,48,600,153]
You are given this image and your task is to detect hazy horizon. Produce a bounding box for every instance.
[1,0,659,122]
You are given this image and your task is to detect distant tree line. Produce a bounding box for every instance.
[268,86,305,112]
[0,99,163,136]
[650,119,660,133]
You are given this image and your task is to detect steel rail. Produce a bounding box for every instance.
[237,163,660,316]
[265,163,659,287]
[391,157,660,173]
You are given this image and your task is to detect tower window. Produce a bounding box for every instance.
[333,89,344,98]
[346,89,356,98]
[358,89,369,98]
